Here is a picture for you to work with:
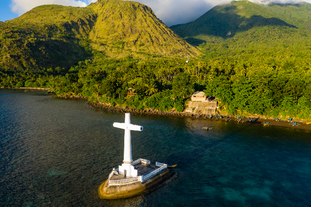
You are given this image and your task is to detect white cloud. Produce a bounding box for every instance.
[10,0,87,15]
[9,0,311,26]
[132,0,230,26]
[87,0,97,4]
[250,0,305,4]
[129,0,311,26]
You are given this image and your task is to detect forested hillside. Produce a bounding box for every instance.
[171,0,311,44]
[0,5,96,71]
[1,0,311,121]
[88,0,199,58]
[0,0,199,71]
[170,0,311,120]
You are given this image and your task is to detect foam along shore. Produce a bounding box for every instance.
[98,159,174,199]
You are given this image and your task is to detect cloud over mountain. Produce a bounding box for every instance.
[10,0,88,15]
[9,0,311,26]
[133,0,230,26]
[250,0,304,4]
[132,0,311,26]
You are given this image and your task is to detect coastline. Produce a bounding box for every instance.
[2,88,310,131]
[0,86,52,92]
[229,117,311,131]
[53,94,311,132]
[53,94,194,117]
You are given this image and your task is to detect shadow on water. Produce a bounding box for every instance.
[2,90,311,206]
[176,119,311,168]
[168,121,256,169]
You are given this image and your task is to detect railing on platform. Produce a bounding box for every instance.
[132,158,150,166]
[142,162,167,183]
[108,168,119,180]
[107,161,167,186]
[108,171,114,180]
[108,177,140,186]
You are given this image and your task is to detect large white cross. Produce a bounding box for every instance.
[113,113,143,164]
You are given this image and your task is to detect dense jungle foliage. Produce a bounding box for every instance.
[1,0,311,120]
[2,48,311,120]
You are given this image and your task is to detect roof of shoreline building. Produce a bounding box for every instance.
[192,91,206,97]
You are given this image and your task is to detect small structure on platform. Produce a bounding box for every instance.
[186,91,218,115]
[98,113,173,199]
[191,91,207,102]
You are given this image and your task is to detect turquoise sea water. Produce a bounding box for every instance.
[1,89,311,206]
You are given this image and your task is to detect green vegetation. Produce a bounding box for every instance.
[0,55,196,112]
[169,0,311,120]
[88,0,199,58]
[1,5,96,70]
[1,0,311,121]
[0,0,198,72]
[171,1,311,44]
[2,50,311,119]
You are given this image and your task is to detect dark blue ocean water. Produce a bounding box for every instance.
[1,89,311,207]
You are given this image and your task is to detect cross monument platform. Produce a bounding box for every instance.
[98,113,174,200]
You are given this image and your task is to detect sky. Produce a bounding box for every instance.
[1,0,311,26]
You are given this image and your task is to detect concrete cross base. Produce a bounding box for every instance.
[118,163,138,178]
[98,114,174,199]
[98,168,174,200]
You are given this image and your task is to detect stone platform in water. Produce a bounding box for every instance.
[110,163,158,180]
[98,113,173,199]
[98,159,174,199]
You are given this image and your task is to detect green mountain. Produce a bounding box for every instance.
[2,0,311,121]
[163,1,311,120]
[0,0,199,71]
[171,0,311,48]
[88,0,199,58]
[1,5,97,71]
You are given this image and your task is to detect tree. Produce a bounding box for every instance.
[172,73,194,100]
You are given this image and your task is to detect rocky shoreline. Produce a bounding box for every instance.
[53,94,201,118]
[53,94,311,131]
[2,88,311,131]
[0,86,52,92]
[87,101,195,118]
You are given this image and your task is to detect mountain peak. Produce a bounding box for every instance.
[88,0,200,58]
[170,0,309,45]
[0,0,199,71]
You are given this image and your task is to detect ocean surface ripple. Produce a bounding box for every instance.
[1,89,311,206]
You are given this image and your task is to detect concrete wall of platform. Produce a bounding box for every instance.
[186,101,218,115]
